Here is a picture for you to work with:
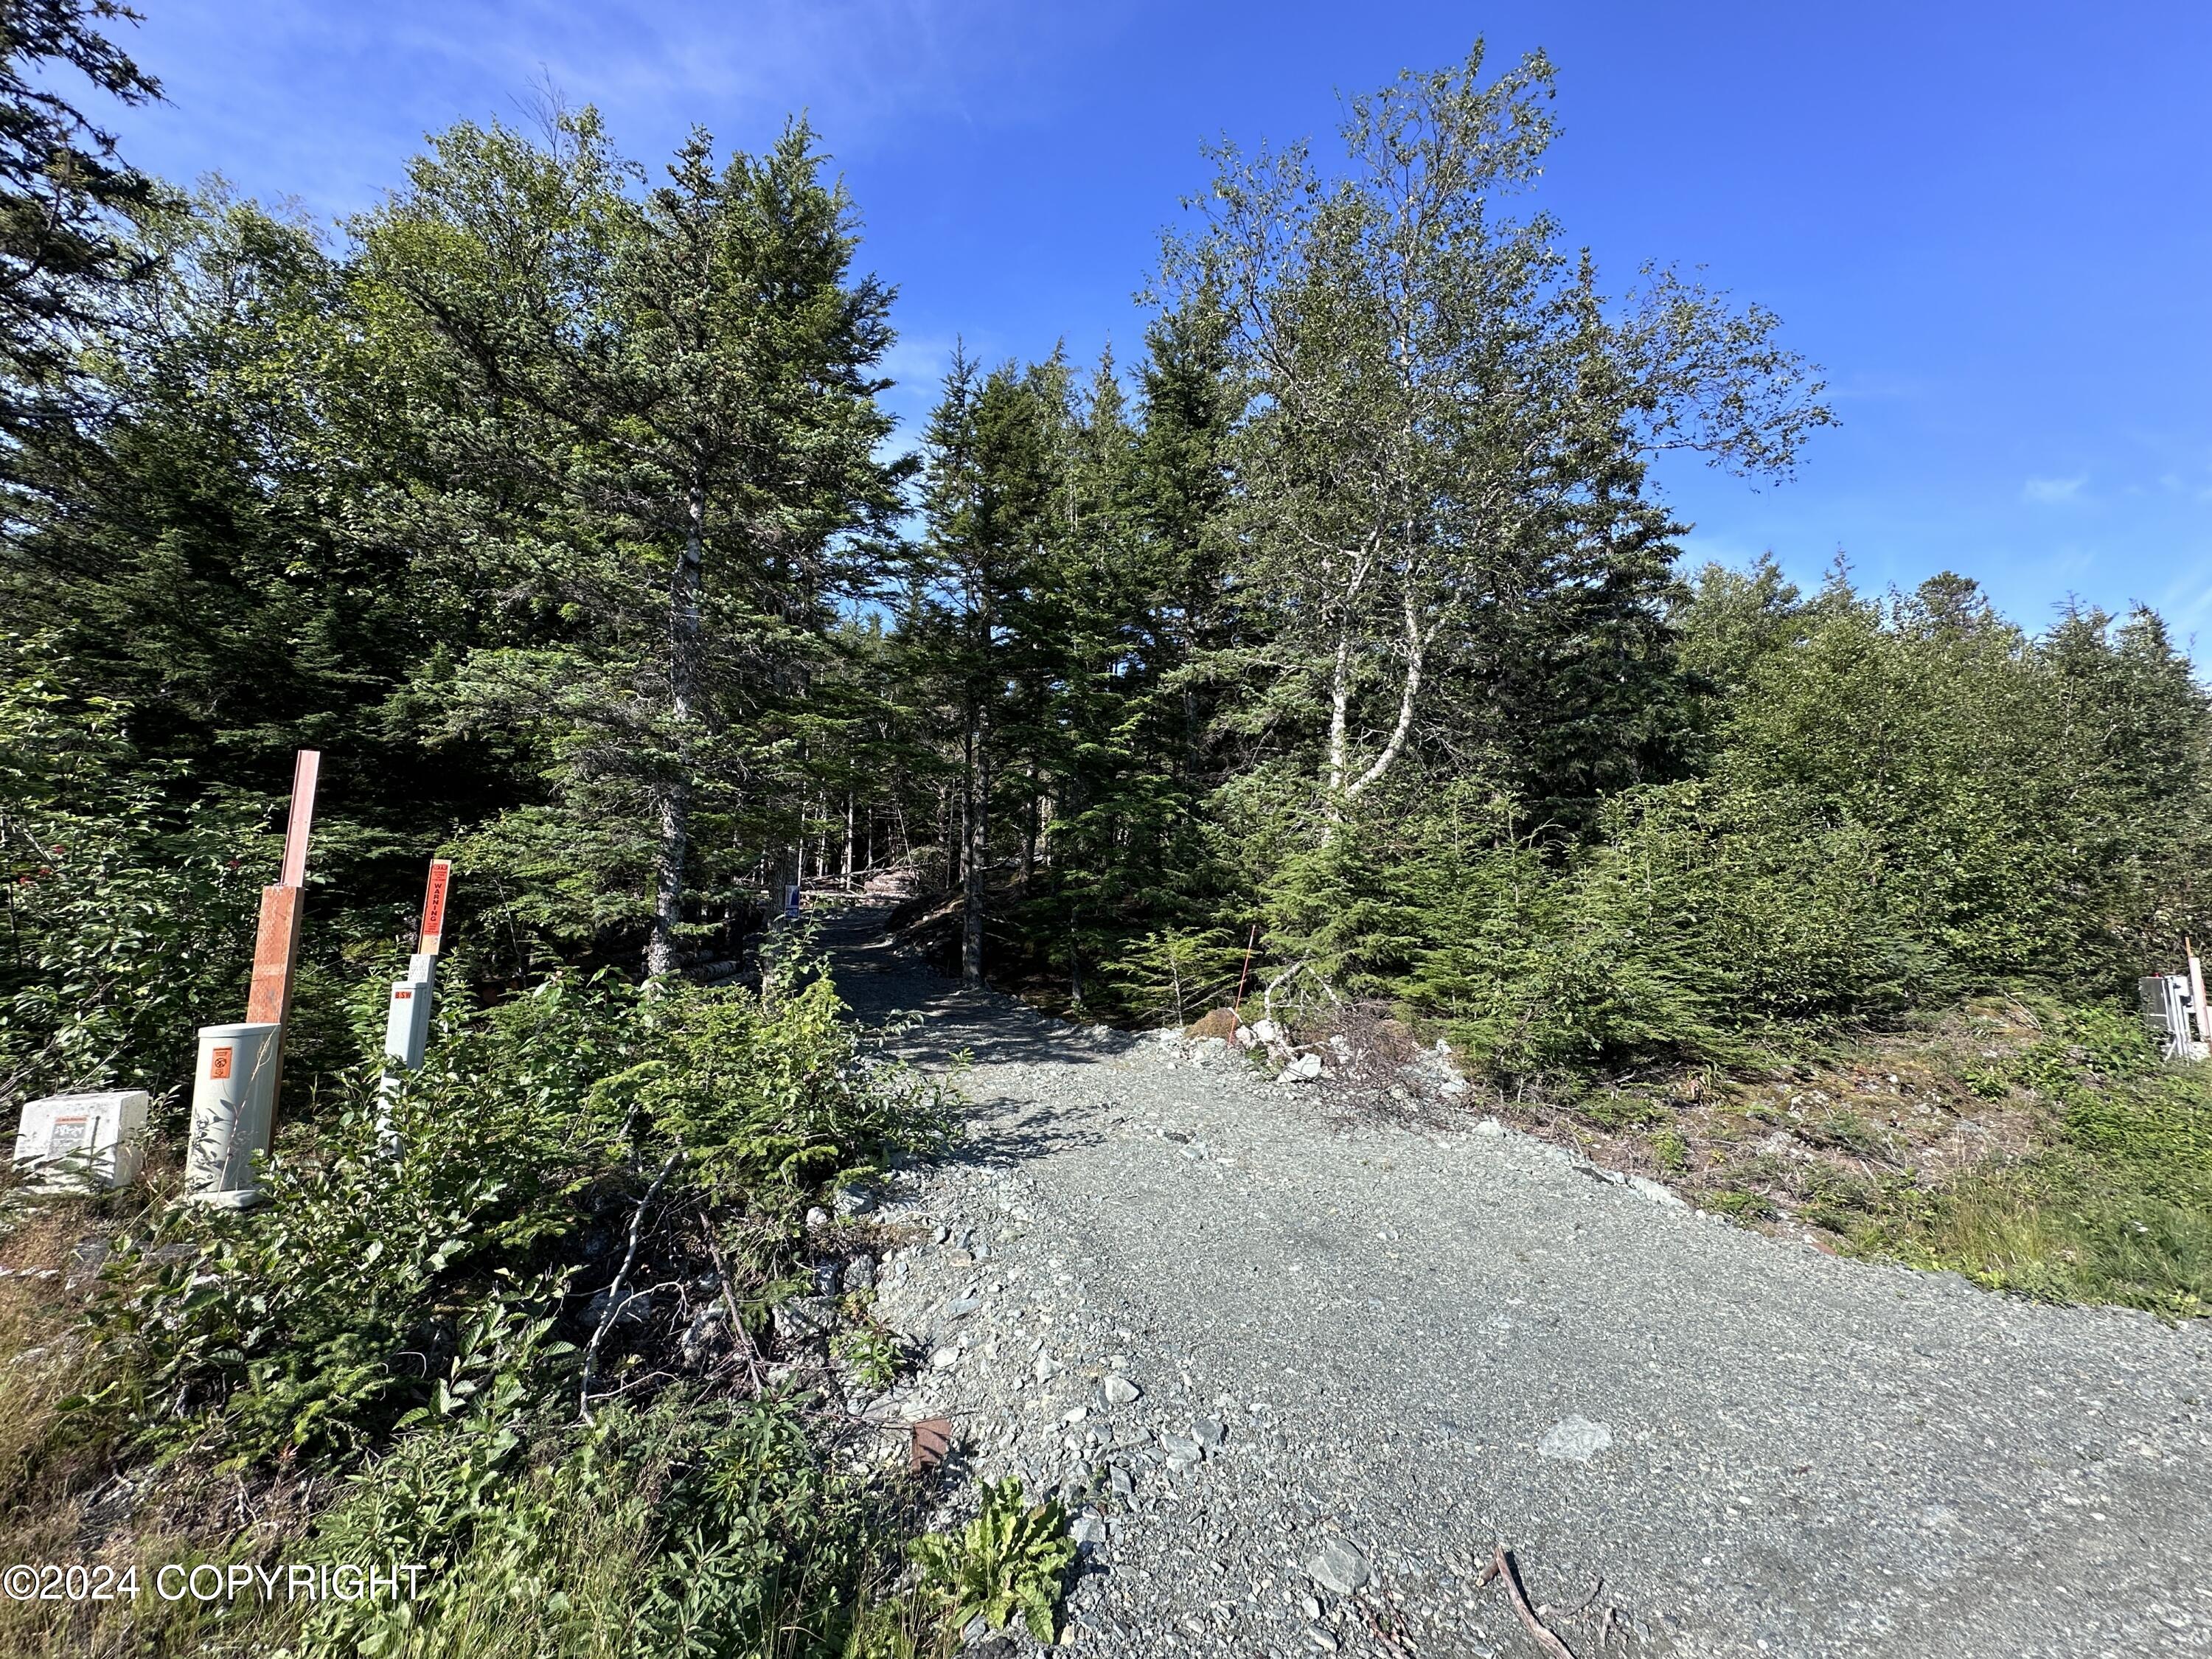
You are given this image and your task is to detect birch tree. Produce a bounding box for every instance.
[1161,44,1832,824]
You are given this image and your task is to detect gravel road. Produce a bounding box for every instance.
[825,906,2212,1658]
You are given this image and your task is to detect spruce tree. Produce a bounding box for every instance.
[355,111,901,973]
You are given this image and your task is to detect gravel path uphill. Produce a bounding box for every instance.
[824,907,2212,1659]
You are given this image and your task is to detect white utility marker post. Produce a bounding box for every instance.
[377,860,452,1140]
[183,1026,282,1202]
[2188,941,2211,1061]
[184,749,319,1207]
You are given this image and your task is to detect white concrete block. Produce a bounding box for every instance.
[11,1089,148,1191]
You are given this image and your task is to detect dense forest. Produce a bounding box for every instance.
[2,4,2209,1655]
[8,44,2205,1084]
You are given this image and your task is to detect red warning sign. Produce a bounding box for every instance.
[419,860,451,955]
[209,1046,234,1080]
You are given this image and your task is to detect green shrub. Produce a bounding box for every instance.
[75,970,951,1472]
[0,633,271,1115]
[909,1478,1074,1645]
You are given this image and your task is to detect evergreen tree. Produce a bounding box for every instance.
[0,0,162,434]
[355,111,902,973]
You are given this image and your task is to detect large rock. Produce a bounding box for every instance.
[1186,1006,1241,1042]
[1283,1053,1324,1083]
[1538,1415,1614,1462]
[1305,1537,1370,1595]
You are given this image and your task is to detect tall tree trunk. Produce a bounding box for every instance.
[1068,904,1083,1008]
[1345,591,1427,801]
[1323,628,1353,836]
[844,793,855,890]
[1023,767,1038,884]
[963,703,987,986]
[648,474,706,976]
[939,782,953,890]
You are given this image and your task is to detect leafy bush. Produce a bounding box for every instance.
[909,1478,1074,1644]
[293,1394,902,1659]
[75,969,951,1474]
[0,633,271,1113]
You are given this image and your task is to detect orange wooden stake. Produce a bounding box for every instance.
[243,884,305,1025]
[244,750,321,1118]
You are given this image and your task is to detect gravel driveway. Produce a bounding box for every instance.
[826,906,2212,1658]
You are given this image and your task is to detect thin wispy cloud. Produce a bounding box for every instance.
[108,0,1112,220]
[2022,474,2087,505]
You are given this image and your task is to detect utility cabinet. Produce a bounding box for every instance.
[184,1021,283,1206]
[2140,974,2209,1062]
[10,1090,147,1191]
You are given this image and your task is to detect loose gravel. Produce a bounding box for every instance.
[826,908,2212,1658]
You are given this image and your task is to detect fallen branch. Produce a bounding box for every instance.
[1489,1544,1577,1659]
[697,1203,765,1395]
[579,1144,683,1425]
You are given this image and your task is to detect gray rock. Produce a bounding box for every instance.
[1104,1374,1142,1405]
[771,1294,838,1348]
[812,1262,842,1296]
[1626,1173,1688,1209]
[587,1286,654,1328]
[1161,1433,1204,1461]
[844,1255,877,1292]
[1307,1536,1370,1595]
[804,1206,831,1231]
[1284,1053,1324,1083]
[833,1185,876,1217]
[1192,1416,1226,1449]
[679,1304,728,1368]
[1537,1415,1614,1462]
[946,1294,982,1318]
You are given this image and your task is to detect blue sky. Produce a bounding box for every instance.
[98,0,2212,649]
